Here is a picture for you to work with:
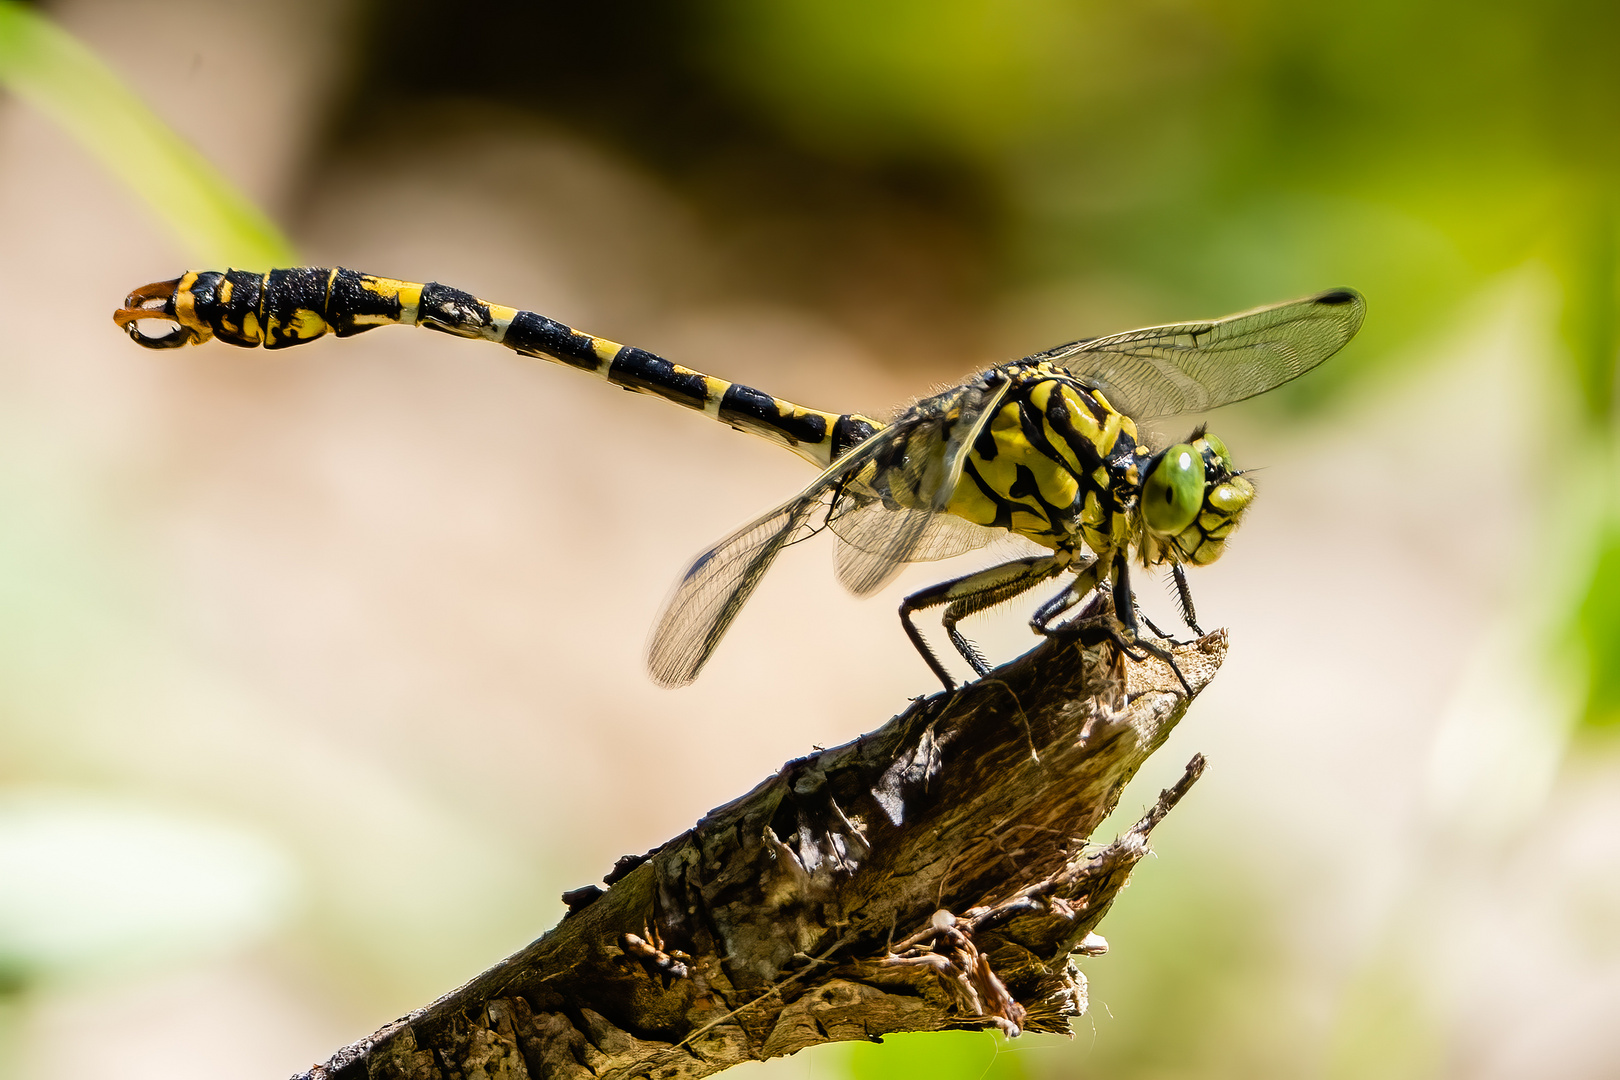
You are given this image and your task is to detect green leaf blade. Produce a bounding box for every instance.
[0,0,295,268]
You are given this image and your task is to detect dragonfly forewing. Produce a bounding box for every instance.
[1035,288,1365,418]
[831,377,1010,596]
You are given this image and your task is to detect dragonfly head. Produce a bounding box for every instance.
[1140,427,1255,566]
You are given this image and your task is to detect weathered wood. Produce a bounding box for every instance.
[295,612,1225,1080]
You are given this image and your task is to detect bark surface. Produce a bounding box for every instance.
[295,616,1225,1080]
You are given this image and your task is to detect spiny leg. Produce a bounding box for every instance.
[940,559,1076,677]
[900,555,1067,690]
[1030,555,1159,664]
[1172,563,1205,635]
[1132,563,1203,645]
[1029,555,1103,635]
[1034,554,1192,695]
[1138,610,1189,644]
[1109,553,1193,696]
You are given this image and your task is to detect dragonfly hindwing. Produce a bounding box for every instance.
[830,377,1011,596]
[648,422,912,686]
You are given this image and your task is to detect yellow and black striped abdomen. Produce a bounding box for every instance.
[115,267,881,469]
[945,370,1144,553]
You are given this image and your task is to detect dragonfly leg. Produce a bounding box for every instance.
[901,555,1066,690]
[1031,558,1145,652]
[1036,554,1193,696]
[1132,563,1203,645]
[1110,551,1138,632]
[1138,610,1183,642]
[1028,555,1101,635]
[1110,554,1193,696]
[1171,563,1205,636]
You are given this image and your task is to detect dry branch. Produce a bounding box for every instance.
[295,608,1225,1080]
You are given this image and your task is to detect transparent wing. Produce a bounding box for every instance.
[830,507,993,597]
[1034,288,1366,419]
[831,377,1011,596]
[646,495,823,688]
[831,499,1000,585]
[647,422,906,687]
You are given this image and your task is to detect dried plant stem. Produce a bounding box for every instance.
[295,612,1224,1080]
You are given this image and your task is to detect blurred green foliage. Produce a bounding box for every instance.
[1563,193,1618,425]
[848,1031,1027,1080]
[0,0,294,267]
[1322,937,1444,1080]
[698,0,1617,349]
[837,847,1305,1079]
[1049,852,1306,1079]
[1579,521,1620,730]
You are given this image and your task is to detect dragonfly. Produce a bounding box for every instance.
[116,268,1364,692]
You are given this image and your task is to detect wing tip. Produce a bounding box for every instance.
[1312,287,1364,307]
[1309,286,1366,342]
[646,650,700,689]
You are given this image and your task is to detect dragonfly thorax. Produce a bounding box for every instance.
[940,367,1149,557]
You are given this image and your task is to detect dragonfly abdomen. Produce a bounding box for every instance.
[115,267,882,469]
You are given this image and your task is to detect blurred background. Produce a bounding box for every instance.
[1,0,1617,1076]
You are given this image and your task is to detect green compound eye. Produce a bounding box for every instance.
[1201,432,1234,471]
[1143,443,1205,535]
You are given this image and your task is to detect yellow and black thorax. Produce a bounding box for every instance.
[938,363,1150,557]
